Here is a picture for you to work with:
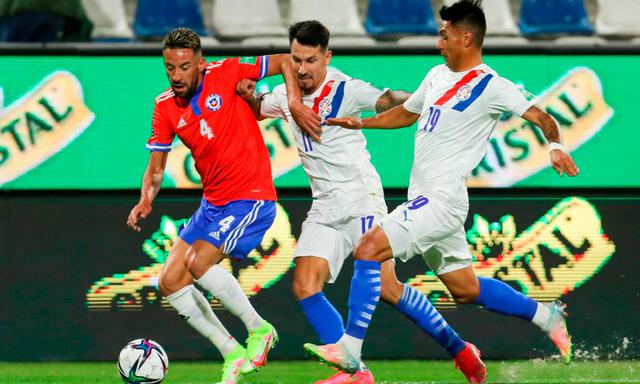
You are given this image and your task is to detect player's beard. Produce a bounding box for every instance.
[173,78,198,100]
[296,75,315,93]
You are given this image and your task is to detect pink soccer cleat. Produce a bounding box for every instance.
[314,369,375,384]
[453,342,487,384]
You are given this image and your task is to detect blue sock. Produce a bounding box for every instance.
[299,292,344,344]
[396,284,466,357]
[345,260,381,340]
[474,276,538,320]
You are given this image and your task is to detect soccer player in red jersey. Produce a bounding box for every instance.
[126,28,321,384]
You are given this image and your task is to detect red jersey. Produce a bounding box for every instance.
[147,56,277,205]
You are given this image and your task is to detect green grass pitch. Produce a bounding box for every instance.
[1,360,639,383]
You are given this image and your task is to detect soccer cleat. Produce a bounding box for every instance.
[240,321,279,374]
[544,300,573,364]
[304,342,360,374]
[453,343,487,384]
[314,369,375,384]
[216,344,246,384]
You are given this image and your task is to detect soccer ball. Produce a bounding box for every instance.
[117,338,169,383]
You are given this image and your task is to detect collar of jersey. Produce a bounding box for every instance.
[189,71,206,116]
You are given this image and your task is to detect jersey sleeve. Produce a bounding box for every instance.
[403,74,432,114]
[488,76,537,117]
[146,102,174,152]
[345,79,387,113]
[259,87,286,119]
[219,55,270,83]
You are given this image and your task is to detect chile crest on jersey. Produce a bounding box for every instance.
[205,93,223,111]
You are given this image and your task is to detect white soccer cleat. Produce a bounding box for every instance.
[304,342,361,374]
[544,300,573,364]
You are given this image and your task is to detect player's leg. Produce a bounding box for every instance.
[436,229,572,364]
[317,197,457,369]
[296,219,376,384]
[179,199,277,380]
[295,257,370,384]
[304,224,391,374]
[379,262,466,358]
[189,199,279,374]
[293,256,345,344]
[440,266,572,363]
[183,240,256,384]
[292,221,351,345]
[159,238,245,381]
[188,240,266,332]
[377,213,486,384]
[180,199,268,334]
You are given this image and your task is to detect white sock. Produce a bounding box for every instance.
[532,301,551,331]
[166,285,239,356]
[339,334,363,360]
[196,264,264,331]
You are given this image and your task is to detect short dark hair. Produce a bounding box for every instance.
[288,20,330,50]
[162,27,201,53]
[439,0,486,46]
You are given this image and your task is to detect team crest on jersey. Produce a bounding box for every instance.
[206,94,223,111]
[456,84,472,101]
[318,98,332,117]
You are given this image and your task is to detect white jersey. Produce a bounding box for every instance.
[404,63,535,203]
[261,69,387,223]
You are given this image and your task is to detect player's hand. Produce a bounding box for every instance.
[289,101,322,142]
[236,79,256,100]
[551,149,579,177]
[325,117,363,130]
[127,200,152,232]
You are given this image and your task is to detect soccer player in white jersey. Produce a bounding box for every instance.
[304,2,579,382]
[238,20,488,384]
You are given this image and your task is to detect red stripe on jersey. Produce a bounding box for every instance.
[433,70,483,106]
[311,80,335,113]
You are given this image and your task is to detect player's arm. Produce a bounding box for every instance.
[236,79,264,120]
[375,90,412,113]
[522,105,579,177]
[326,104,420,130]
[264,54,322,141]
[127,151,168,232]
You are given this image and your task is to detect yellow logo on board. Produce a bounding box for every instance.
[408,197,616,306]
[86,203,296,310]
[468,68,613,186]
[0,71,94,186]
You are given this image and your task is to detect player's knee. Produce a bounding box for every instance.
[291,275,324,300]
[158,274,181,297]
[353,236,377,261]
[450,285,480,304]
[186,252,213,279]
[291,278,322,300]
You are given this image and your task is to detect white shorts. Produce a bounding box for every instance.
[294,211,386,283]
[379,194,472,275]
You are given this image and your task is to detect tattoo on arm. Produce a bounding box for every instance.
[375,90,412,113]
[524,105,561,144]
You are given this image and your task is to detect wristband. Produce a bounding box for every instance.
[549,142,565,153]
